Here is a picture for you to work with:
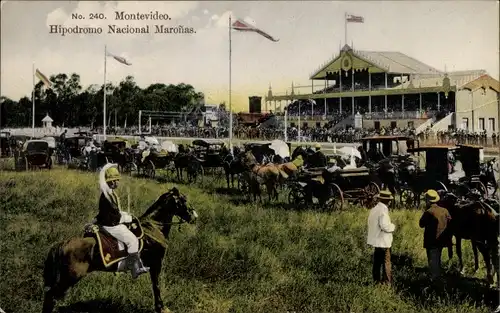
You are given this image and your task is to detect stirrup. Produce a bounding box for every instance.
[131,265,150,279]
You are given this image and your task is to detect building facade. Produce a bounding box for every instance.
[265,45,499,134]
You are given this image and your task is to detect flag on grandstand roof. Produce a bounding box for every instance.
[346,14,364,23]
[106,52,132,65]
[232,19,279,42]
[35,69,52,88]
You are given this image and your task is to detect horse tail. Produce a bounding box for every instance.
[43,241,66,291]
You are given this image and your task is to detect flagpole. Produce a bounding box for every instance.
[32,63,35,138]
[344,12,347,46]
[103,44,107,141]
[284,102,288,141]
[229,15,233,153]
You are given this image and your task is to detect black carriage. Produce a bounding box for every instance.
[244,142,275,164]
[64,135,91,161]
[404,145,458,207]
[456,144,489,197]
[187,139,227,182]
[22,140,53,170]
[360,135,416,164]
[0,131,11,157]
[288,166,380,211]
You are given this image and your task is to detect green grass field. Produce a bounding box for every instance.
[0,160,498,313]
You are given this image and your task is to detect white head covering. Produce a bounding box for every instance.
[99,163,118,203]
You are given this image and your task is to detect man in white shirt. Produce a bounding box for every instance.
[367,190,396,284]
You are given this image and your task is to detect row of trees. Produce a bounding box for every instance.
[0,73,206,128]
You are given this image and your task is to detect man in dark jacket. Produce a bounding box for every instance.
[419,189,452,281]
[98,164,150,278]
[310,143,327,168]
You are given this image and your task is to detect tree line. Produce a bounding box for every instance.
[0,73,206,128]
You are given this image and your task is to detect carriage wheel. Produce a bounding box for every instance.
[399,189,417,209]
[435,181,448,192]
[288,186,306,208]
[471,181,488,198]
[122,162,135,175]
[145,160,156,179]
[326,183,344,211]
[363,182,380,207]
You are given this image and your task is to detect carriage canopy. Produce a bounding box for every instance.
[42,136,56,149]
[144,136,160,146]
[23,140,50,153]
[457,144,483,177]
[161,140,178,153]
[269,140,290,158]
[407,145,457,184]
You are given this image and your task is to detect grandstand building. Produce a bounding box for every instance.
[265,44,499,134]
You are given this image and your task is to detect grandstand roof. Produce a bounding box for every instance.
[355,50,442,75]
[391,70,498,91]
[310,44,443,79]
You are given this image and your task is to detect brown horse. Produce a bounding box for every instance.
[438,191,499,284]
[42,187,198,313]
[241,150,286,201]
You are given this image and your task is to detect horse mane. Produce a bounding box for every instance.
[139,217,168,248]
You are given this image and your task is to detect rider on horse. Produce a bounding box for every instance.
[97,163,150,278]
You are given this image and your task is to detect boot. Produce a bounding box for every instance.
[128,252,150,279]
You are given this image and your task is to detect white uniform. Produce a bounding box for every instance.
[101,200,138,253]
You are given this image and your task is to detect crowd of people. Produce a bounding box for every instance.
[86,122,499,148]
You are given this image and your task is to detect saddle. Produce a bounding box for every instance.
[83,217,144,267]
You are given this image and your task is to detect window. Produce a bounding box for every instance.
[479,118,485,131]
[489,118,496,132]
[462,118,469,130]
[390,121,397,129]
[374,121,380,130]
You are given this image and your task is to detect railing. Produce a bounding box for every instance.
[363,111,433,120]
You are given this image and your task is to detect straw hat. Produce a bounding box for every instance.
[425,189,440,203]
[376,189,394,200]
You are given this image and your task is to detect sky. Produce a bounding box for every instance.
[1,1,499,112]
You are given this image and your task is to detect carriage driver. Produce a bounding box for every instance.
[313,143,327,167]
[97,164,150,279]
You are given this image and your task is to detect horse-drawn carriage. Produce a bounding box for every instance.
[288,165,379,211]
[402,145,483,208]
[454,144,492,198]
[244,142,276,164]
[135,140,178,179]
[98,139,135,173]
[186,139,227,182]
[63,134,92,163]
[360,135,416,164]
[20,140,53,170]
[0,131,12,157]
